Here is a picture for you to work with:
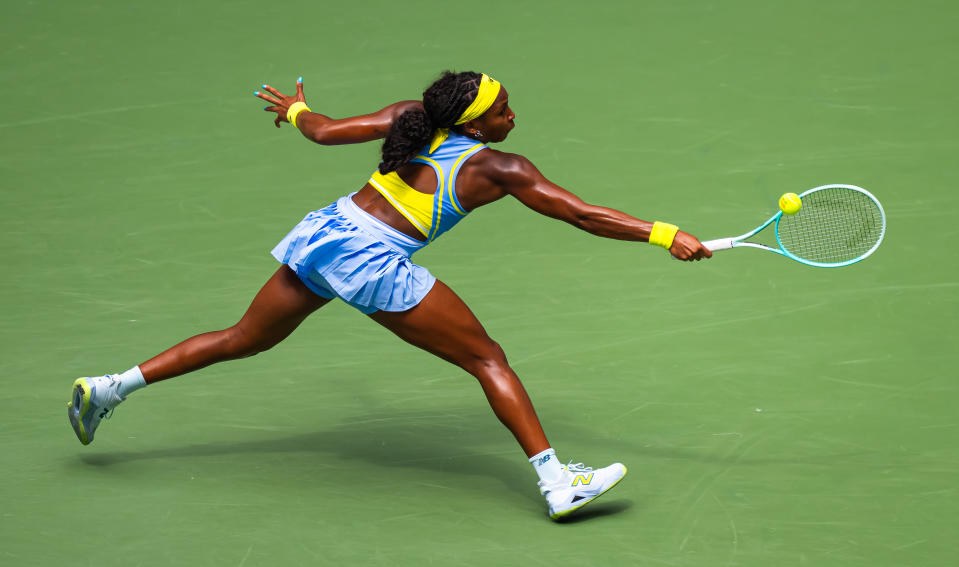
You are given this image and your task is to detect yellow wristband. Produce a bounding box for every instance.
[287,101,311,128]
[649,221,679,249]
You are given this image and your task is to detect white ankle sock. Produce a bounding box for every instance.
[116,366,146,398]
[529,448,564,484]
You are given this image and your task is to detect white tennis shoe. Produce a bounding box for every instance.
[539,461,627,520]
[68,375,124,445]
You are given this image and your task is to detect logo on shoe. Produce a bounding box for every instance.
[572,473,594,486]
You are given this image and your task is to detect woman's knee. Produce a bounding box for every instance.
[462,339,511,376]
[219,325,276,359]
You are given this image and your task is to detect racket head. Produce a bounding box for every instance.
[774,184,886,267]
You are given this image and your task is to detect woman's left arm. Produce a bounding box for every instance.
[256,78,421,145]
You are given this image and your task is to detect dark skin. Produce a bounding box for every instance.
[261,80,711,257]
[138,79,710,459]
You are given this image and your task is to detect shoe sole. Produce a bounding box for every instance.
[68,378,92,445]
[549,465,628,520]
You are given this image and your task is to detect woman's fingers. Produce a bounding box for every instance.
[261,103,285,128]
[254,89,283,105]
[261,84,288,99]
[257,78,304,127]
[689,245,711,261]
[669,231,712,261]
[672,245,707,261]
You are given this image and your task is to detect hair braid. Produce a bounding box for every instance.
[379,71,483,174]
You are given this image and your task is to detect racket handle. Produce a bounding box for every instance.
[702,238,735,251]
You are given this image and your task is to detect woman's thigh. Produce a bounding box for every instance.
[234,265,332,344]
[367,280,502,368]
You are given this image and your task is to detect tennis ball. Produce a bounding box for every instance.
[779,192,802,215]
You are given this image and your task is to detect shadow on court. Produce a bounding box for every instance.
[554,500,635,524]
[69,406,641,520]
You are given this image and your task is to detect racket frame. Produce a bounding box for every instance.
[702,184,886,267]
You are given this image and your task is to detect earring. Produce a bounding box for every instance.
[474,130,484,138]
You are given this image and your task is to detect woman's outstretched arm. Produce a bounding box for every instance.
[476,150,712,261]
[256,78,421,145]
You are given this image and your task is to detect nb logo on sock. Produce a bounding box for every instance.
[536,454,552,466]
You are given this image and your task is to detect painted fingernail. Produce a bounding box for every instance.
[262,84,267,89]
[297,76,303,83]
[253,91,259,96]
[264,106,268,110]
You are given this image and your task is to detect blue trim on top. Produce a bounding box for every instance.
[448,144,487,215]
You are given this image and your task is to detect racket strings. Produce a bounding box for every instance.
[776,188,884,264]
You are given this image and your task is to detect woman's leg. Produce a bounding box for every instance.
[368,280,550,457]
[140,266,331,383]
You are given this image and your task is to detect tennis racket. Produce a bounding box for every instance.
[702,184,886,267]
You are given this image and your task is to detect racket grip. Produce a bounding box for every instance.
[702,238,735,251]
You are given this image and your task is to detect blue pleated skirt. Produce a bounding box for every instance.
[271,194,436,314]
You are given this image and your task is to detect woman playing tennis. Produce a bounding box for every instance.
[68,71,711,520]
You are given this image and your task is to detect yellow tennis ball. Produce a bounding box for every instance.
[779,192,802,215]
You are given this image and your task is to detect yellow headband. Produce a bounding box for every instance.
[429,73,502,154]
[455,74,501,124]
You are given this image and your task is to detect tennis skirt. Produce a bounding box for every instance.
[271,193,436,314]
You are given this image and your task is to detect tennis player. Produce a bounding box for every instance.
[68,71,711,520]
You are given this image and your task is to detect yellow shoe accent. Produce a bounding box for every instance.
[69,378,93,445]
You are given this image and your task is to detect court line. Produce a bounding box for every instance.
[890,539,927,551]
[675,434,765,553]
[712,493,740,562]
[0,101,188,129]
[237,545,253,567]
[818,375,910,391]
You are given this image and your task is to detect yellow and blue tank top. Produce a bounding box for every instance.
[368,132,487,242]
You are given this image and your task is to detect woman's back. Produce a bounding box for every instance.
[363,131,489,243]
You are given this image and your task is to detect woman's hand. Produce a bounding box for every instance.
[255,77,306,128]
[670,231,712,261]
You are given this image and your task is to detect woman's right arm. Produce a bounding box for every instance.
[256,78,421,145]
[481,151,711,261]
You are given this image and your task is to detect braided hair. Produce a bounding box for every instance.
[379,71,483,174]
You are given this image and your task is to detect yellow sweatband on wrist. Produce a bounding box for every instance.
[287,102,311,128]
[649,221,679,249]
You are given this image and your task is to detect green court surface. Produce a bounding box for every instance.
[2,1,957,565]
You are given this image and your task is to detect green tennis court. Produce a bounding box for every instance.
[2,1,956,565]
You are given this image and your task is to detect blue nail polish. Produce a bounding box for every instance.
[264,106,268,110]
[254,91,259,96]
[262,84,267,89]
[297,76,302,83]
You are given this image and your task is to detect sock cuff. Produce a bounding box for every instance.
[120,365,145,383]
[116,365,146,398]
[529,447,563,484]
[529,447,556,465]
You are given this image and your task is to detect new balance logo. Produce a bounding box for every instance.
[572,473,594,486]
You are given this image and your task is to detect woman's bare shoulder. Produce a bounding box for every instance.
[454,148,542,209]
[467,147,537,179]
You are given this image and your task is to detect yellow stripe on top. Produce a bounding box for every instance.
[369,169,443,238]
